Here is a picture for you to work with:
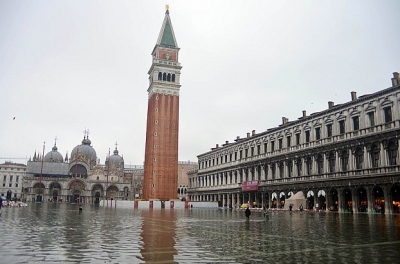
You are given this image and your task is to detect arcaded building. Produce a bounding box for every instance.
[143,8,181,200]
[188,72,400,214]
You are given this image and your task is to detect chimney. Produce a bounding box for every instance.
[351,91,357,101]
[282,117,288,124]
[225,141,229,144]
[216,144,219,148]
[252,130,256,136]
[328,101,334,109]
[237,136,240,140]
[392,72,400,87]
[302,110,306,118]
[247,133,250,138]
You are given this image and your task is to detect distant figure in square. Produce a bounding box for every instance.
[245,207,251,221]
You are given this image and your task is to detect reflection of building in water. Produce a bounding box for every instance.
[139,210,177,263]
[22,132,140,203]
[189,72,400,214]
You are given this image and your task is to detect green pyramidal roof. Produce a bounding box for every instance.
[160,19,176,47]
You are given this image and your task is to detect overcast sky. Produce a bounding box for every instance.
[1,1,399,166]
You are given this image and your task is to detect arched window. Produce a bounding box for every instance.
[387,140,398,165]
[296,159,302,176]
[172,74,175,82]
[163,73,166,81]
[306,157,312,175]
[167,73,171,82]
[158,72,162,80]
[271,164,276,179]
[279,162,284,178]
[355,148,364,169]
[317,155,324,174]
[341,150,349,171]
[329,152,335,172]
[371,144,380,167]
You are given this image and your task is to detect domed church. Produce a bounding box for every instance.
[23,132,137,203]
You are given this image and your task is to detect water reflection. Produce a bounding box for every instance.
[139,210,178,263]
[0,204,399,263]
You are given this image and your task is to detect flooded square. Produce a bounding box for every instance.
[0,204,400,263]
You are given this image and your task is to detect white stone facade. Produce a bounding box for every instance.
[0,162,26,200]
[188,72,400,214]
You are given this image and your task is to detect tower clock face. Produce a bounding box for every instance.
[165,53,171,60]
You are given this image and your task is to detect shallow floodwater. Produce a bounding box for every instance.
[0,203,399,264]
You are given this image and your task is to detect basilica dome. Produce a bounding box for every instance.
[106,147,124,169]
[70,136,97,166]
[44,144,64,163]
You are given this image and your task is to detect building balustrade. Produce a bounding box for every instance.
[191,165,400,192]
[199,121,398,173]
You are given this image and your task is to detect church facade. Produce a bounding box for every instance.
[22,134,135,203]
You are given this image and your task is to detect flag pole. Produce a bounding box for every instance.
[39,142,45,187]
[74,145,79,188]
[106,148,110,189]
[105,148,110,204]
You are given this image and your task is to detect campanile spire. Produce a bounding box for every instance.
[143,7,182,200]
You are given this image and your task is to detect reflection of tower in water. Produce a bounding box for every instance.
[139,210,178,263]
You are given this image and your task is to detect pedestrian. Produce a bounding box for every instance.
[299,204,303,212]
[245,207,251,221]
[289,204,292,211]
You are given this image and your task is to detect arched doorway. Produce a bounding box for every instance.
[372,186,385,213]
[307,190,314,210]
[71,189,81,204]
[279,192,286,209]
[92,184,104,204]
[33,183,45,202]
[355,187,368,212]
[49,182,61,202]
[271,192,277,208]
[328,188,338,211]
[391,184,400,213]
[317,190,326,210]
[343,188,352,212]
[106,186,119,200]
[69,180,86,204]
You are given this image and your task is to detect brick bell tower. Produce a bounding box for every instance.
[143,6,181,200]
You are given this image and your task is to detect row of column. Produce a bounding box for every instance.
[190,140,399,189]
[190,184,398,214]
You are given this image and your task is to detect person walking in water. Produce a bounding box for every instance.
[245,207,251,221]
